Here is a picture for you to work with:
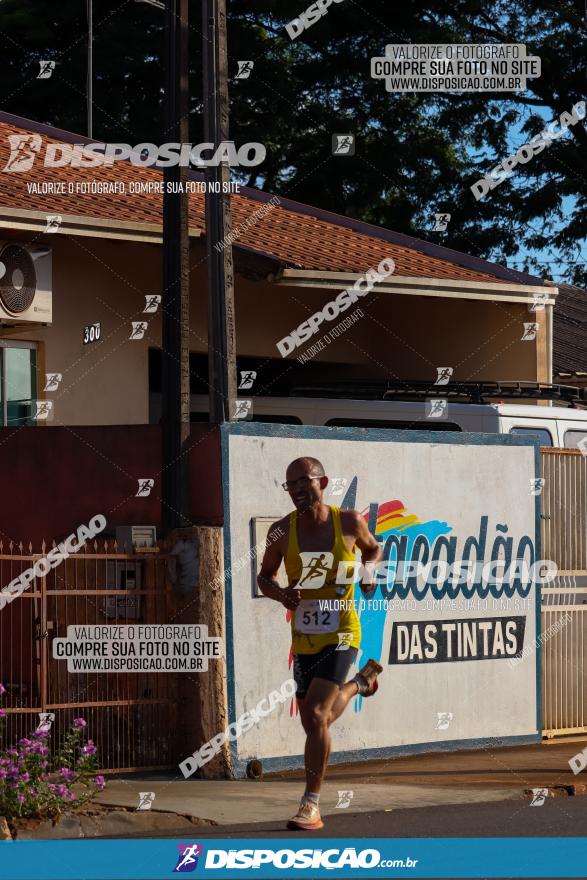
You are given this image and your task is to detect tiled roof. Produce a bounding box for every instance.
[553,284,587,376]
[0,114,542,285]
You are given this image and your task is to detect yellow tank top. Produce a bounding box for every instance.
[285,505,361,655]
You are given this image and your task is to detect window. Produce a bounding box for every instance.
[509,426,553,447]
[250,414,302,425]
[326,418,462,431]
[190,412,303,425]
[189,411,302,425]
[0,341,38,427]
[564,429,587,451]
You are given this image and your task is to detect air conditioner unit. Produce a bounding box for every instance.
[0,243,52,325]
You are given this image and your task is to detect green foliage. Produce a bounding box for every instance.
[0,689,105,821]
[0,0,584,282]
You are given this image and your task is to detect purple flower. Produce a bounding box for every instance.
[81,740,97,756]
[18,738,31,747]
[0,769,6,780]
[32,728,49,738]
[59,767,75,781]
[20,771,30,783]
[17,794,25,803]
[94,775,106,791]
[0,683,6,695]
[0,709,6,718]
[67,791,77,801]
[72,718,87,729]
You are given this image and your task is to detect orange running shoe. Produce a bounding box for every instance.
[286,799,324,831]
[355,658,384,697]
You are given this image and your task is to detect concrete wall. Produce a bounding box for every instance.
[222,423,541,774]
[1,230,546,426]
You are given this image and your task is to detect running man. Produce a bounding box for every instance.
[257,456,384,831]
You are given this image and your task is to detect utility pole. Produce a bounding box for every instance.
[203,0,238,423]
[161,0,190,532]
[87,0,93,138]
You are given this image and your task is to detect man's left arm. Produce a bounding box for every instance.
[344,510,383,593]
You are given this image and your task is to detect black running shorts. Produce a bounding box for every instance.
[292,645,358,699]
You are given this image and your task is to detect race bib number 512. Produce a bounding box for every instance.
[295,600,340,634]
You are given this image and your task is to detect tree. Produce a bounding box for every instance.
[0,0,584,283]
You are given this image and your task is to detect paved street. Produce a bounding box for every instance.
[197,792,587,839]
[94,739,587,879]
[106,796,587,879]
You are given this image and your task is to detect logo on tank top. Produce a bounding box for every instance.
[336,631,354,651]
[298,551,334,589]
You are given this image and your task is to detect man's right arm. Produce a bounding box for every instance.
[257,522,301,609]
[257,522,287,602]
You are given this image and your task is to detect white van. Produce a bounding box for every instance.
[187,388,587,450]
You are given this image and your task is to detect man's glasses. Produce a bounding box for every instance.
[281,475,322,491]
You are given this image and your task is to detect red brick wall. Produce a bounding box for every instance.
[0,424,222,548]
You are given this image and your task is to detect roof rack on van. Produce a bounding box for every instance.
[289,380,587,406]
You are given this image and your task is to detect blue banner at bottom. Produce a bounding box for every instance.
[0,837,585,879]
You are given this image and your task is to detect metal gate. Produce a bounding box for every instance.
[0,542,178,771]
[541,449,587,737]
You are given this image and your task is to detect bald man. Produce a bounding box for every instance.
[258,456,383,830]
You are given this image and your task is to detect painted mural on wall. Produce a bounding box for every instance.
[286,474,540,716]
[226,430,541,757]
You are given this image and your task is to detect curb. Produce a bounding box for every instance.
[524,784,587,798]
[0,808,217,840]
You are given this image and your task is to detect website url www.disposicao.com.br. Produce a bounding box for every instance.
[202,847,418,870]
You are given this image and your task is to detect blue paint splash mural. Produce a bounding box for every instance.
[352,498,452,712]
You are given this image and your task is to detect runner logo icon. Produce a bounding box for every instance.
[298,552,334,589]
[173,843,204,872]
[529,788,550,806]
[336,631,354,651]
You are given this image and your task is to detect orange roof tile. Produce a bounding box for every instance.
[0,115,541,286]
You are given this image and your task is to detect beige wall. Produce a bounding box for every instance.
[3,234,207,425]
[238,277,543,381]
[0,230,546,425]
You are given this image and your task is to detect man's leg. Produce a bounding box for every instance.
[328,679,359,725]
[298,677,340,794]
[288,649,378,830]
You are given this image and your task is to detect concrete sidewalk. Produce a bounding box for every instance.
[271,736,587,791]
[97,779,522,826]
[96,737,587,826]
